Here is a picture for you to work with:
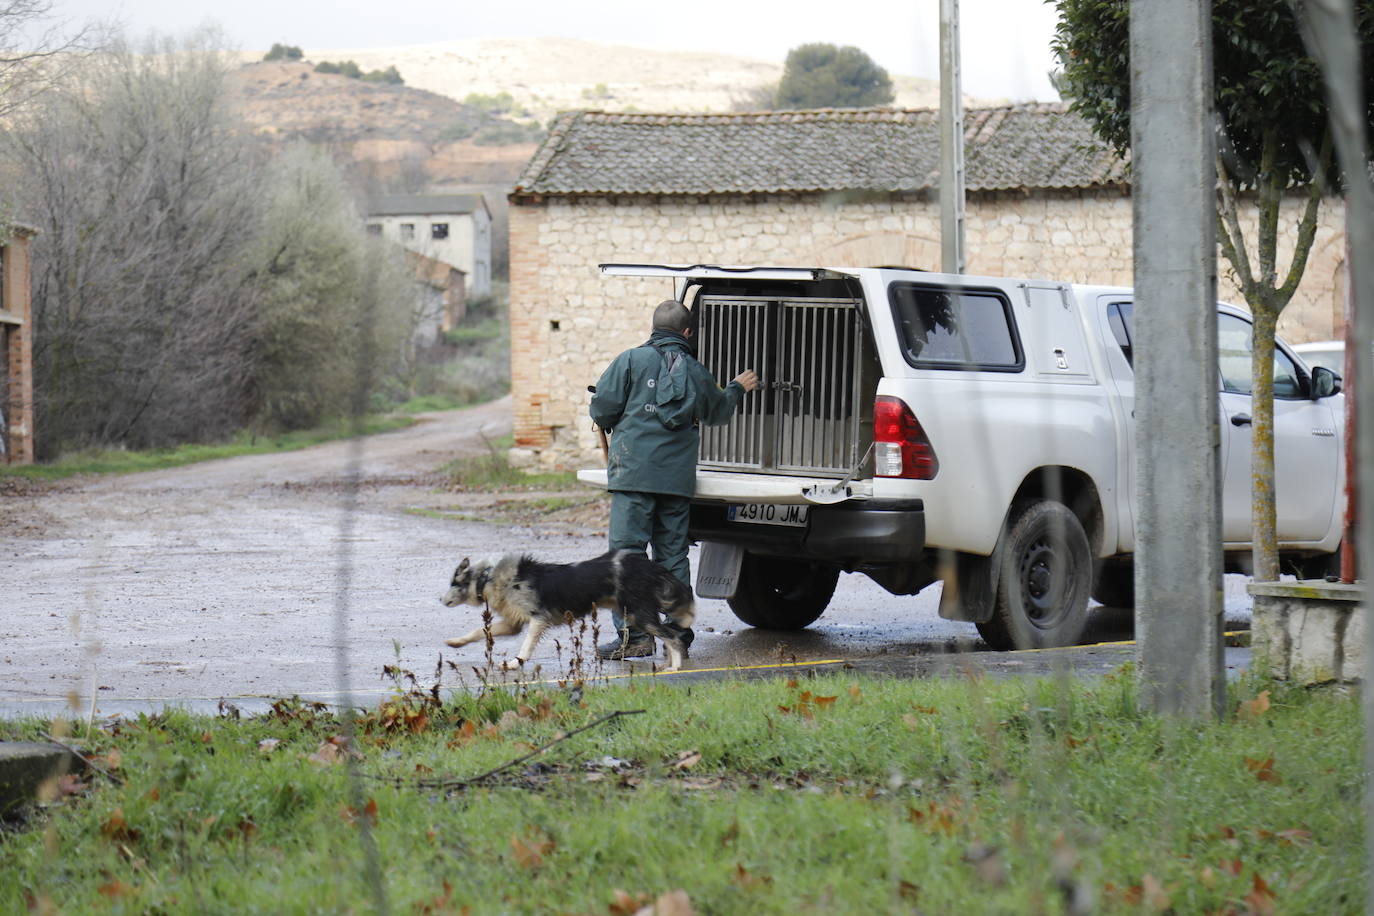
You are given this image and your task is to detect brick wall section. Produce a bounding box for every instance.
[508,190,1346,471]
[2,235,34,465]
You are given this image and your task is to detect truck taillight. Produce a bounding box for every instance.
[873,396,938,479]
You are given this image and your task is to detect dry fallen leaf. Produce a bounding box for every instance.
[632,889,693,916]
[54,774,87,798]
[671,750,702,770]
[609,889,651,915]
[510,830,555,869]
[97,879,136,899]
[100,808,141,844]
[309,743,343,766]
[719,819,739,848]
[340,798,379,827]
[447,720,478,749]
[1244,872,1277,915]
[1271,828,1313,846]
[732,864,773,888]
[308,736,363,766]
[1244,755,1283,784]
[1238,690,1272,720]
[258,738,281,755]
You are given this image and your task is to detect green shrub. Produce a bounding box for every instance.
[314,59,362,79]
[263,43,303,62]
[360,65,403,85]
[462,91,515,113]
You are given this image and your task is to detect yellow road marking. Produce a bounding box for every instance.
[1011,630,1250,654]
[508,658,850,687]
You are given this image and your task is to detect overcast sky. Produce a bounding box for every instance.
[52,0,1063,102]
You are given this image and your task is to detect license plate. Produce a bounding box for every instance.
[727,503,810,527]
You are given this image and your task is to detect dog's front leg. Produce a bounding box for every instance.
[446,616,521,648]
[504,619,548,669]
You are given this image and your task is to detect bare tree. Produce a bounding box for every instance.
[5,29,265,455]
[0,0,101,120]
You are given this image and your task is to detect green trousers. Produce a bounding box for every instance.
[607,490,692,637]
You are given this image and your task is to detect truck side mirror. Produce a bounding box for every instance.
[1310,365,1341,399]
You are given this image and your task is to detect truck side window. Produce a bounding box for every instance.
[1107,301,1133,367]
[889,284,1021,370]
[1217,313,1305,399]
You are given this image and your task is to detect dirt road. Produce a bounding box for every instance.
[0,398,1256,718]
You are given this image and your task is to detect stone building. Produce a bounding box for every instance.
[365,193,493,297]
[405,250,467,343]
[0,226,36,465]
[507,104,1348,471]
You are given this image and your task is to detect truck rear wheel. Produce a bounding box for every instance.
[727,553,839,630]
[976,500,1091,650]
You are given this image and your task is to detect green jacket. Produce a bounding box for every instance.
[589,330,746,497]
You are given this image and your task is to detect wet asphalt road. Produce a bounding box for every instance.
[0,397,1256,719]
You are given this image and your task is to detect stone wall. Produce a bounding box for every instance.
[1,234,34,465]
[508,190,1347,471]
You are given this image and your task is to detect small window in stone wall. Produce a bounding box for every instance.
[431,223,449,240]
[549,320,561,332]
[366,223,382,236]
[400,223,415,240]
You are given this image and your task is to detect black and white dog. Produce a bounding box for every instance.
[441,550,696,670]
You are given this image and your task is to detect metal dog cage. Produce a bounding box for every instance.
[693,295,874,477]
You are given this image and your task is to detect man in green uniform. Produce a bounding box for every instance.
[589,299,759,659]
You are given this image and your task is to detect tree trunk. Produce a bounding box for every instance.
[1249,305,1280,582]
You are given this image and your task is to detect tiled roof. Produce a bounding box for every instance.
[511,104,1128,198]
[366,194,489,217]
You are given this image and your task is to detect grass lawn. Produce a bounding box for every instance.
[0,670,1360,914]
[0,415,418,480]
[440,435,579,492]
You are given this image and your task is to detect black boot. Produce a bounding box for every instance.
[596,632,656,660]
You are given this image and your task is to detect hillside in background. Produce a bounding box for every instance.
[256,38,955,123]
[230,38,985,277]
[229,61,540,190]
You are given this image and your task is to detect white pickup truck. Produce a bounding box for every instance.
[579,265,1346,650]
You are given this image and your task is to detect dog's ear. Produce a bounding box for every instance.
[457,558,470,572]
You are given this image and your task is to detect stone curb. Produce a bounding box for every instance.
[0,742,87,813]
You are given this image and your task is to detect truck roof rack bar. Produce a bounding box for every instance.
[599,263,852,282]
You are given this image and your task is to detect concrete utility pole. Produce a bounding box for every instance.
[939,0,965,274]
[1293,1,1372,908]
[1130,0,1225,718]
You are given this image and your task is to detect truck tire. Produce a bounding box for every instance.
[976,500,1092,650]
[1092,561,1135,608]
[727,553,839,630]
